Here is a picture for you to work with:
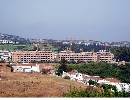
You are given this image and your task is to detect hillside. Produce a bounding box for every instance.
[0,63,86,97]
[0,33,30,44]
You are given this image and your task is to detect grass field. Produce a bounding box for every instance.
[0,63,86,97]
[0,44,32,51]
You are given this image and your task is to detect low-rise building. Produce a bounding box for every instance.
[0,40,14,44]
[0,50,11,62]
[11,51,55,63]
[57,50,114,63]
[11,50,114,63]
[61,71,130,92]
[12,64,40,73]
[62,70,84,82]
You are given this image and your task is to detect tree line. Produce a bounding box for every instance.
[55,59,130,83]
[64,84,130,97]
[68,62,130,83]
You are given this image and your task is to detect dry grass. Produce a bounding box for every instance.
[0,63,86,97]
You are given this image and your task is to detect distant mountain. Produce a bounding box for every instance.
[0,33,30,44]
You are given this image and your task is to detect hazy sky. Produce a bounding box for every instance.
[0,0,130,42]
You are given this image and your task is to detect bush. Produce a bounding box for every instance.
[41,69,50,74]
[6,64,11,68]
[11,67,14,72]
[88,80,97,85]
[63,76,70,80]
[0,60,5,63]
[64,86,130,97]
[56,58,68,76]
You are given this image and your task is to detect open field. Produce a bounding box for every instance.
[0,63,86,97]
[0,44,32,51]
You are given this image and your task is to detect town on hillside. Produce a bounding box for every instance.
[0,34,130,97]
[0,0,130,97]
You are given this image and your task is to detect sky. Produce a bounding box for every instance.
[0,0,130,42]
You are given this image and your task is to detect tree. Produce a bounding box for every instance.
[102,84,113,91]
[68,62,130,83]
[64,85,130,97]
[63,76,70,80]
[88,80,97,85]
[41,69,50,74]
[56,58,68,76]
[110,47,130,62]
[60,58,68,71]
[69,59,76,64]
[55,68,63,76]
[11,67,14,72]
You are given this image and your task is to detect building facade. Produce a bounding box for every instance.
[11,50,114,63]
[96,50,114,63]
[12,64,40,72]
[11,51,55,63]
[0,50,11,62]
[57,50,114,63]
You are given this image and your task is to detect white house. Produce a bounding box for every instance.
[0,40,14,44]
[12,64,40,73]
[97,80,130,92]
[118,83,130,92]
[62,71,83,82]
[72,73,83,82]
[97,79,111,84]
[0,50,11,62]
[61,71,130,93]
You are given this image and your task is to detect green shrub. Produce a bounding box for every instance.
[63,76,70,80]
[68,62,130,83]
[64,86,130,97]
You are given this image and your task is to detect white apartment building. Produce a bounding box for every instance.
[12,64,40,73]
[0,40,14,44]
[62,71,130,92]
[0,50,11,61]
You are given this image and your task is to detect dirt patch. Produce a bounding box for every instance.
[0,65,86,97]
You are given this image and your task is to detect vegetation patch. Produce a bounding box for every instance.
[68,62,130,83]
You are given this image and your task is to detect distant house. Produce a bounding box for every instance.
[0,50,11,62]
[12,64,40,73]
[62,70,83,82]
[61,70,130,92]
[98,81,130,92]
[118,83,130,92]
[0,40,14,44]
